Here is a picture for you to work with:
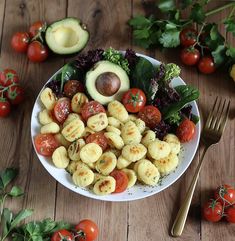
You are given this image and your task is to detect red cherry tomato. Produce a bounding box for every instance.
[11,32,30,53]
[29,21,46,38]
[53,97,71,123]
[0,69,19,87]
[180,28,198,47]
[225,205,235,223]
[27,41,48,62]
[110,170,129,193]
[203,199,223,222]
[180,47,200,66]
[122,88,146,113]
[138,105,161,129]
[75,219,99,241]
[198,56,216,74]
[86,132,108,151]
[81,101,106,122]
[34,133,59,157]
[176,119,196,143]
[51,229,73,241]
[214,184,235,207]
[64,80,84,98]
[6,85,24,105]
[0,99,11,117]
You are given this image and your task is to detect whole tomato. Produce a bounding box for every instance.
[180,28,198,47]
[225,205,235,223]
[198,56,216,74]
[11,32,30,53]
[0,99,11,117]
[27,41,48,62]
[214,184,235,206]
[180,47,200,66]
[122,88,146,113]
[64,80,84,98]
[176,119,196,143]
[29,21,46,38]
[203,199,223,222]
[6,85,24,105]
[75,219,99,241]
[51,229,73,241]
[0,69,19,87]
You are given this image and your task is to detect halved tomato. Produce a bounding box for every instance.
[53,97,71,123]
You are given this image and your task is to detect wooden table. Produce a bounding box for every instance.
[0,1,234,240]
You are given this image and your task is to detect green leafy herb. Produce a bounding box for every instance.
[9,186,24,197]
[190,3,206,24]
[191,113,200,124]
[0,168,18,189]
[159,29,180,48]
[224,17,235,36]
[211,45,227,66]
[162,85,199,120]
[103,47,130,74]
[157,0,176,13]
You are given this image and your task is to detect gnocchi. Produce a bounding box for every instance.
[96,152,117,175]
[141,130,156,147]
[148,140,171,160]
[40,87,56,110]
[52,146,70,169]
[134,118,146,134]
[87,113,108,132]
[68,139,86,161]
[106,125,121,135]
[121,121,142,145]
[38,109,53,125]
[107,101,128,122]
[104,132,124,150]
[72,164,94,187]
[63,113,82,128]
[40,122,60,134]
[54,133,71,148]
[122,169,137,188]
[108,117,123,129]
[117,155,132,169]
[122,143,147,162]
[80,143,103,163]
[93,176,116,195]
[71,92,89,113]
[163,134,181,155]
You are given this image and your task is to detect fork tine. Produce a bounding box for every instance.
[215,99,226,130]
[218,100,230,133]
[210,97,222,129]
[205,96,218,128]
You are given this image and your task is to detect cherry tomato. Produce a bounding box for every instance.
[138,105,161,129]
[27,41,48,63]
[86,132,108,151]
[176,119,196,143]
[0,69,19,87]
[53,97,71,123]
[0,99,11,117]
[214,184,235,206]
[64,80,84,98]
[203,199,223,222]
[34,133,59,157]
[51,229,73,241]
[198,56,216,74]
[6,85,24,105]
[180,28,198,47]
[81,101,106,122]
[225,205,235,223]
[29,21,46,38]
[122,88,146,113]
[75,219,99,241]
[110,170,129,193]
[180,47,200,66]
[11,32,30,53]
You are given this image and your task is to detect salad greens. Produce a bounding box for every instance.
[0,168,70,241]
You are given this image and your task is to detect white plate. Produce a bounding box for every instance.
[31,53,201,202]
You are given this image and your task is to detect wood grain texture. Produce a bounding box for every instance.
[0,0,234,240]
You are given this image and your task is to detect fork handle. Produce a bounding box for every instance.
[171,146,209,237]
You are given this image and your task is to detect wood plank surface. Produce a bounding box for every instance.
[0,0,234,241]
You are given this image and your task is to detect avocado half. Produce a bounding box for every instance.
[45,17,89,55]
[85,61,130,105]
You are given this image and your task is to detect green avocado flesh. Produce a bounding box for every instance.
[85,61,130,105]
[45,17,89,55]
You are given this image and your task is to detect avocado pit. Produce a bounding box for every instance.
[95,72,121,96]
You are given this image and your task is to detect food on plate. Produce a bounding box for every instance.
[45,17,89,55]
[34,48,200,196]
[86,61,130,105]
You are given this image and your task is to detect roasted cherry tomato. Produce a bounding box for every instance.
[180,47,200,66]
[180,28,198,47]
[27,41,48,62]
[176,119,196,143]
[203,199,223,222]
[0,69,19,87]
[29,21,46,38]
[86,132,108,151]
[122,88,146,113]
[198,56,216,74]
[53,97,71,123]
[34,133,59,157]
[0,99,11,117]
[110,170,129,193]
[214,184,235,206]
[6,85,24,105]
[64,80,84,98]
[225,205,235,223]
[51,229,73,241]
[138,105,161,129]
[81,101,106,122]
[11,32,30,53]
[75,219,99,241]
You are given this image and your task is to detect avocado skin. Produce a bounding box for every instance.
[45,17,89,55]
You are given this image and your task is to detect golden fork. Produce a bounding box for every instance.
[171,97,231,237]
